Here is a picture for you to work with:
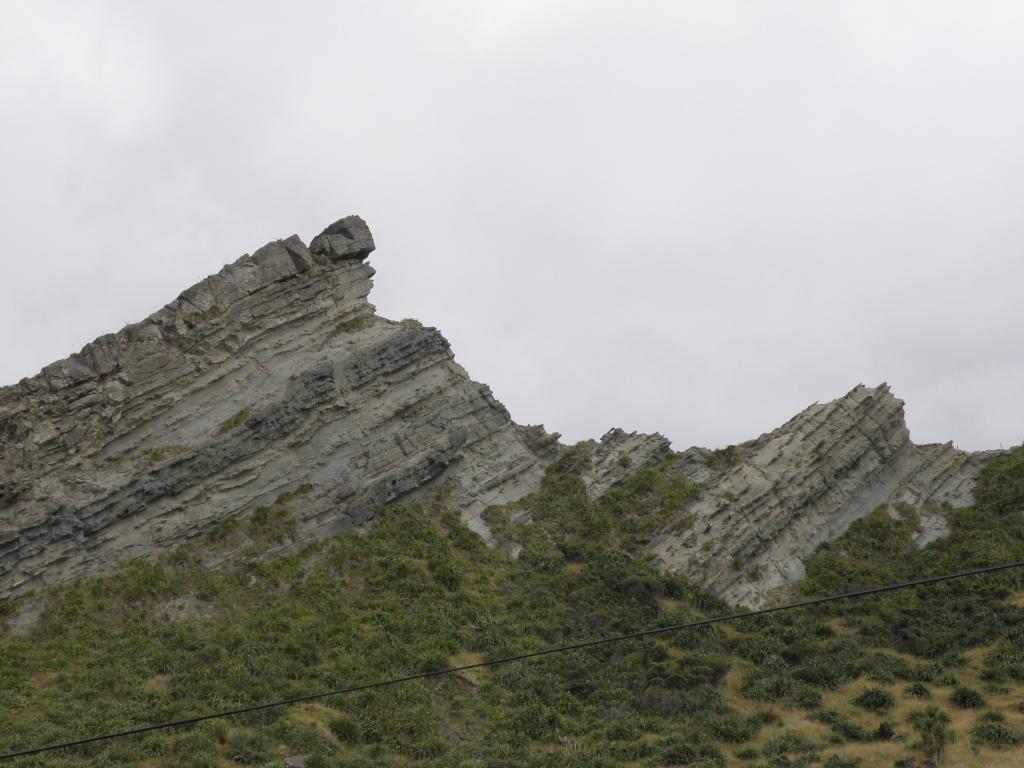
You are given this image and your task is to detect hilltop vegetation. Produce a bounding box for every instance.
[1,447,1024,768]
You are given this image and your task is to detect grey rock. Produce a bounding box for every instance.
[0,215,1003,612]
[580,428,672,500]
[0,216,554,601]
[647,384,997,607]
[309,215,375,261]
[516,424,564,463]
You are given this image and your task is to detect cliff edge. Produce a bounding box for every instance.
[0,218,1000,608]
[0,216,557,599]
[647,384,995,606]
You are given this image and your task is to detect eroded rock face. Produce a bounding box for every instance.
[0,216,556,600]
[647,384,994,607]
[0,216,1000,609]
[580,428,672,500]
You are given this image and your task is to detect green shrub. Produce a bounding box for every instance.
[275,719,328,752]
[656,735,724,766]
[790,686,823,710]
[982,636,1024,683]
[904,682,931,699]
[974,445,1024,515]
[428,556,464,591]
[949,686,985,709]
[971,720,1024,747]
[329,716,363,743]
[605,720,640,740]
[706,713,760,742]
[171,730,218,758]
[509,700,561,739]
[740,671,792,702]
[206,516,241,542]
[763,732,816,757]
[851,687,896,712]
[227,731,274,764]
[824,756,862,768]
[249,505,297,542]
[875,721,895,740]
[810,710,873,742]
[864,653,915,682]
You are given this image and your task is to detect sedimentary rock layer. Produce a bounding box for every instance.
[0,216,555,600]
[0,215,999,609]
[647,384,993,607]
[580,428,673,500]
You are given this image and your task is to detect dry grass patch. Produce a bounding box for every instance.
[446,651,488,688]
[143,674,171,694]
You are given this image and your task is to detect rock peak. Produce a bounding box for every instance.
[0,216,557,600]
[309,214,376,262]
[648,383,991,607]
[0,216,999,608]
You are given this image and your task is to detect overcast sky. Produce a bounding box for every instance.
[1,2,1022,452]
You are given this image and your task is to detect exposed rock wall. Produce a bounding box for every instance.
[0,215,999,609]
[647,384,994,607]
[580,428,672,500]
[0,216,555,600]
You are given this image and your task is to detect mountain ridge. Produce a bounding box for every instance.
[0,216,999,606]
[0,215,555,600]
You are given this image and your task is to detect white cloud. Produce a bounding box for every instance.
[0,1,164,135]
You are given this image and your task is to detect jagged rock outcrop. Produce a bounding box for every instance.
[0,216,557,600]
[0,215,1001,610]
[647,384,995,607]
[580,428,672,499]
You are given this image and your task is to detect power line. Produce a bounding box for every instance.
[3,558,1024,761]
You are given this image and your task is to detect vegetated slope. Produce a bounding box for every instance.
[0,214,1018,768]
[2,445,1024,768]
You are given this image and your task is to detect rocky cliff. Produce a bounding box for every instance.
[0,217,998,607]
[647,384,994,606]
[0,216,557,600]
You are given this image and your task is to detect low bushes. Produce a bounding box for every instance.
[851,687,896,712]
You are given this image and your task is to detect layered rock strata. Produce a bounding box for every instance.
[580,428,673,500]
[647,384,994,607]
[0,216,556,600]
[0,215,999,610]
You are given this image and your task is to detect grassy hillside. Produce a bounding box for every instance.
[1,446,1024,767]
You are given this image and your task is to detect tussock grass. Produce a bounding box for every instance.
[1,444,1023,766]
